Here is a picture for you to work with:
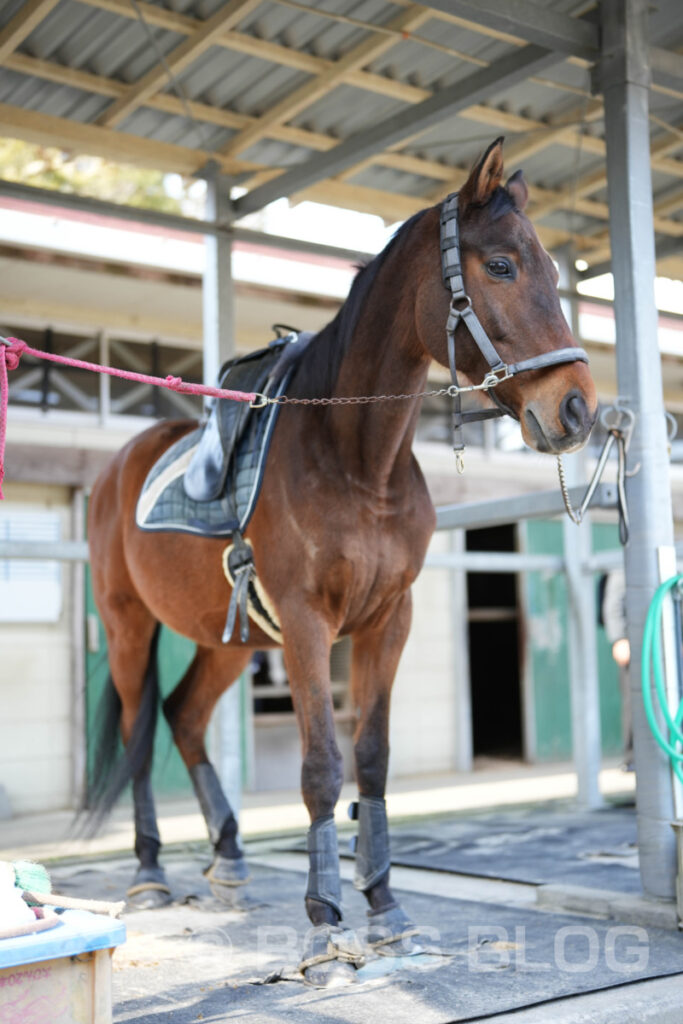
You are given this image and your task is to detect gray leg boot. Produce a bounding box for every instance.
[352,796,420,956]
[190,762,249,900]
[301,816,359,987]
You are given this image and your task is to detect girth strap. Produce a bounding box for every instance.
[222,531,254,644]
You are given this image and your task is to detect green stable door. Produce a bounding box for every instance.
[523,520,623,761]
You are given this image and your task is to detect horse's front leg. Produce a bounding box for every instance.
[281,610,360,986]
[351,591,419,953]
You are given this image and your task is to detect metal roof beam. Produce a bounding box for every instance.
[0,177,375,261]
[0,101,258,177]
[578,235,683,281]
[234,43,561,216]
[220,5,431,158]
[97,0,261,128]
[529,122,683,224]
[416,0,599,61]
[0,0,60,63]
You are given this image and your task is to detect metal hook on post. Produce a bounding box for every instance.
[557,401,637,543]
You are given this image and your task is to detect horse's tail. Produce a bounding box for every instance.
[84,624,161,834]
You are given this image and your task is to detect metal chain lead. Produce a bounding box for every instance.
[256,370,515,408]
[268,386,452,407]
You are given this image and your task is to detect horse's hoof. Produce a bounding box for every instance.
[204,853,250,902]
[304,958,357,988]
[300,924,364,988]
[366,904,421,957]
[126,868,172,909]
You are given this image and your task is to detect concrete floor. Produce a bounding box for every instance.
[6,761,683,1023]
[0,759,635,863]
[42,819,683,1024]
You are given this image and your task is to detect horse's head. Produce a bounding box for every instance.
[417,138,597,454]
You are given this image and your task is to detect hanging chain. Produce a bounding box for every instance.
[557,404,636,543]
[556,451,584,526]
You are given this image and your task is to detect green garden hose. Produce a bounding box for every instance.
[641,575,683,786]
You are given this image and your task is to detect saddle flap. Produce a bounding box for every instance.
[183,341,287,503]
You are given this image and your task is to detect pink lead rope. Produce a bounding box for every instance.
[0,336,258,500]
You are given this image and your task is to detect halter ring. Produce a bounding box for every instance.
[450,294,473,313]
[481,367,512,389]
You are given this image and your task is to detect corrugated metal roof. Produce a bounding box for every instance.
[0,0,680,276]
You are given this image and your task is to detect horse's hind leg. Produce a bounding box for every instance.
[163,645,252,899]
[350,592,418,952]
[102,610,172,908]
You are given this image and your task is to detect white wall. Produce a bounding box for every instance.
[0,482,74,814]
[388,531,456,778]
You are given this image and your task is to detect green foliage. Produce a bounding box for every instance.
[0,137,194,212]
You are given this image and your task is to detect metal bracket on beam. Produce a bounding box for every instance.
[418,0,599,61]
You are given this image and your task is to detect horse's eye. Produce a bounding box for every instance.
[486,258,512,277]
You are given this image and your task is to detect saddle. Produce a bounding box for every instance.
[137,331,313,537]
[135,330,313,643]
[184,333,309,508]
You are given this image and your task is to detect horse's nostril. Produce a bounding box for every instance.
[560,391,589,436]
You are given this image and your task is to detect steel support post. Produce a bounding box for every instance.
[202,162,235,389]
[599,0,677,897]
[449,530,473,772]
[202,163,245,807]
[70,487,87,810]
[98,331,110,425]
[558,249,603,809]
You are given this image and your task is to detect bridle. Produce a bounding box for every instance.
[440,192,589,471]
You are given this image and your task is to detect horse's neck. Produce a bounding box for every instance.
[326,264,430,494]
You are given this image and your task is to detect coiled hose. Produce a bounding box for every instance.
[641,575,683,786]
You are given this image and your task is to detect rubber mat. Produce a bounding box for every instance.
[50,850,683,1024]
[383,804,641,892]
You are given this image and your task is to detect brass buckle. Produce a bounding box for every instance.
[249,393,269,409]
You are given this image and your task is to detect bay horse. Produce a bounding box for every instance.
[88,138,596,984]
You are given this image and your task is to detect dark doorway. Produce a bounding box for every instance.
[466,524,523,759]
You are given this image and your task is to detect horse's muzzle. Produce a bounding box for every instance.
[524,389,597,454]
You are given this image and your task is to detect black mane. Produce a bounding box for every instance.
[288,207,430,400]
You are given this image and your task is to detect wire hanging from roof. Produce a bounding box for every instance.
[127,0,212,152]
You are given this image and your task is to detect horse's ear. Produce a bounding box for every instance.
[459,137,505,208]
[506,168,529,210]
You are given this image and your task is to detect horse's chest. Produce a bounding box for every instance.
[318,517,426,625]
